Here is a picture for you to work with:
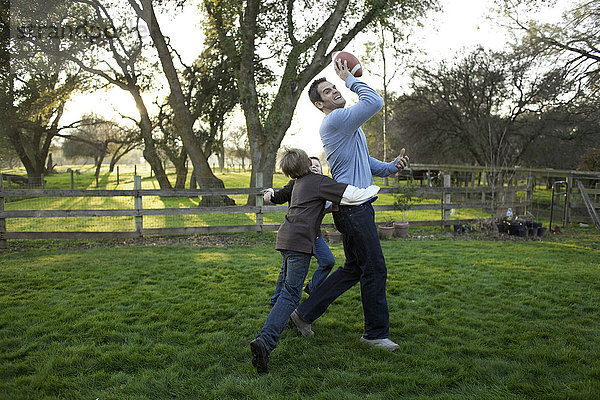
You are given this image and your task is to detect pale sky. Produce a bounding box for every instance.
[283,0,570,158]
[61,0,570,162]
[285,0,510,157]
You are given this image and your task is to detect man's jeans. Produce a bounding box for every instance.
[258,250,311,353]
[296,200,390,339]
[270,236,335,306]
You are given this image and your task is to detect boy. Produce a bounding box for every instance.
[264,156,335,303]
[250,148,379,374]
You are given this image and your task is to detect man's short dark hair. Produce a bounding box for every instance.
[308,77,327,105]
[280,148,311,179]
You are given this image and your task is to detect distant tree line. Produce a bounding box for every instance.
[364,0,600,172]
[2,0,598,197]
[1,0,436,204]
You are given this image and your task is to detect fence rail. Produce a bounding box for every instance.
[2,165,598,249]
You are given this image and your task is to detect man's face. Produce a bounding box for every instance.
[315,81,346,113]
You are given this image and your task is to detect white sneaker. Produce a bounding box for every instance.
[290,310,314,337]
[360,336,399,351]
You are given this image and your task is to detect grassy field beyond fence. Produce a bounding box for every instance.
[2,165,539,237]
[1,235,599,399]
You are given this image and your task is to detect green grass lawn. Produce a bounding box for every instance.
[1,234,599,399]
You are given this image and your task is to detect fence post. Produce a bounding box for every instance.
[565,174,573,226]
[255,172,263,231]
[5,176,10,202]
[0,173,6,249]
[443,171,451,231]
[525,176,533,215]
[71,170,74,190]
[134,175,143,238]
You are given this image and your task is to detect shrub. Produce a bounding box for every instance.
[577,148,600,171]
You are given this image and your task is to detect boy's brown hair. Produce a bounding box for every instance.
[280,148,311,179]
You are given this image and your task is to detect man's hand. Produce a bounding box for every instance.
[263,188,275,204]
[334,58,352,81]
[394,148,410,171]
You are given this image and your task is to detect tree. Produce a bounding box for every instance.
[61,114,140,179]
[5,0,178,188]
[152,35,265,187]
[127,0,235,205]
[577,148,600,171]
[0,0,12,167]
[390,47,573,171]
[189,45,243,173]
[68,1,176,189]
[6,64,82,183]
[1,0,86,183]
[105,125,141,172]
[363,21,412,173]
[516,92,600,169]
[204,0,437,204]
[497,0,600,168]
[507,0,600,82]
[0,126,20,168]
[226,126,250,170]
[154,103,189,189]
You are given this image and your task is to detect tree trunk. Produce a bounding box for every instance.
[129,86,172,189]
[46,153,55,174]
[236,0,376,204]
[173,149,188,189]
[109,141,137,172]
[7,127,45,185]
[109,151,122,172]
[239,0,272,205]
[189,170,197,189]
[207,0,391,205]
[246,142,271,205]
[218,129,225,173]
[136,0,233,206]
[94,153,105,180]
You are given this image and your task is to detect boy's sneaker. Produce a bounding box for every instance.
[359,336,399,351]
[250,338,269,374]
[290,310,314,337]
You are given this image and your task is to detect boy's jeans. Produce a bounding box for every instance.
[270,236,334,306]
[257,250,311,353]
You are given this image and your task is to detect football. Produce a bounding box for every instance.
[331,51,363,77]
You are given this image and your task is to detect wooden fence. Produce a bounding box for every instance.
[407,164,600,224]
[1,164,598,249]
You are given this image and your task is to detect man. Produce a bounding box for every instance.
[250,148,380,374]
[290,58,409,351]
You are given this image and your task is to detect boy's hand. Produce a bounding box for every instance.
[263,188,275,204]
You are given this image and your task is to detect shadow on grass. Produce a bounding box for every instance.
[152,196,256,230]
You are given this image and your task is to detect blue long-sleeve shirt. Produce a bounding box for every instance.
[319,75,398,189]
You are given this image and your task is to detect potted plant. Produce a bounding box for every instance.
[378,218,395,239]
[326,230,343,243]
[392,183,417,238]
